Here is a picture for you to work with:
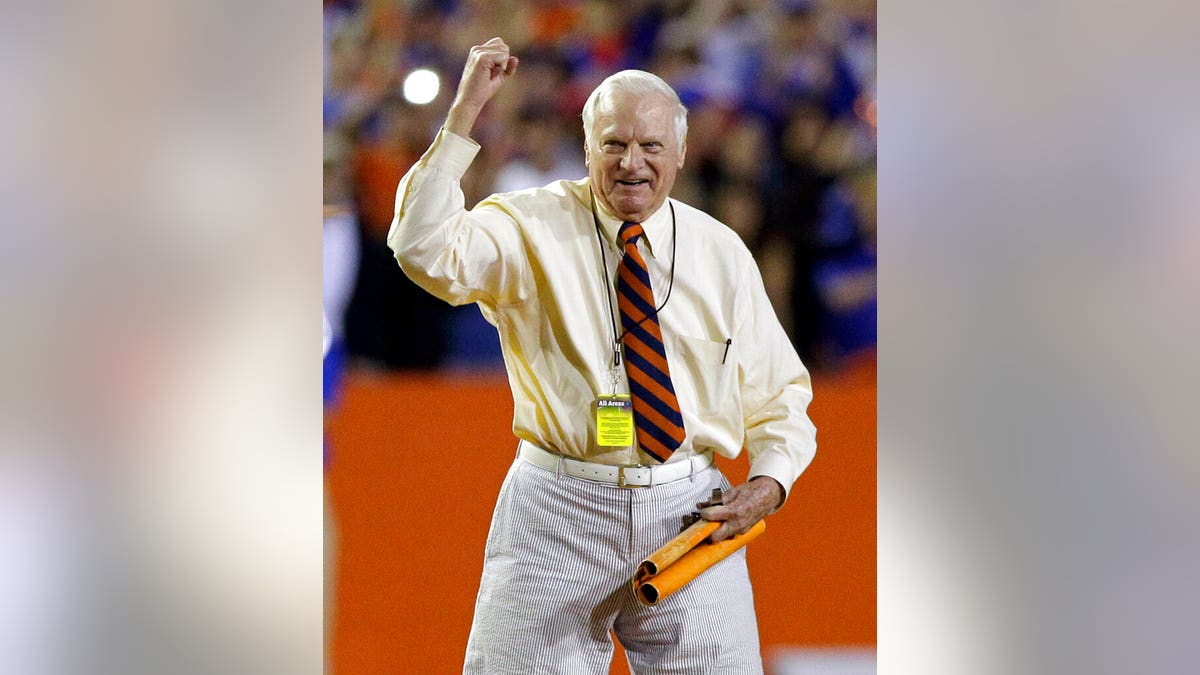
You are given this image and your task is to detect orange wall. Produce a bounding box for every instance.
[326,355,875,673]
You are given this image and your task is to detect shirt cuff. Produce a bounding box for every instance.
[423,127,481,179]
[747,451,802,512]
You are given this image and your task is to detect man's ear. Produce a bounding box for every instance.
[584,142,591,167]
[677,142,687,169]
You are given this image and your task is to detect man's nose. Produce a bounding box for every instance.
[619,145,645,171]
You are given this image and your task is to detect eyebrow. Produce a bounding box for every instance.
[600,136,665,145]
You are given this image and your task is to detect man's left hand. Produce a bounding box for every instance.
[697,477,784,543]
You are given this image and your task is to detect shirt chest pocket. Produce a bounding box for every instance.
[669,334,738,417]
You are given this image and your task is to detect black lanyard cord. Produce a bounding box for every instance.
[591,200,678,367]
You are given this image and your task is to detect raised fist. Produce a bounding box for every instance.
[445,37,519,137]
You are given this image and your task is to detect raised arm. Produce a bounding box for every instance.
[445,37,519,139]
[387,38,528,308]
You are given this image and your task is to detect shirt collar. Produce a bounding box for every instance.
[591,191,671,259]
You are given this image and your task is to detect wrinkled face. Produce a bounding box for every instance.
[585,91,685,224]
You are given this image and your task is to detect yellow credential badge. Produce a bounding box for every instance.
[596,395,634,447]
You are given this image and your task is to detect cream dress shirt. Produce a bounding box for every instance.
[388,129,816,499]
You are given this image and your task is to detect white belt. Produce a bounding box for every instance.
[517,440,713,488]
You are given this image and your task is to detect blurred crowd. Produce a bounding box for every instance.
[323,0,876,375]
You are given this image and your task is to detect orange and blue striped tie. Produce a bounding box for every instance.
[617,221,686,463]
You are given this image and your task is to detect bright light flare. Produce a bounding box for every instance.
[402,69,440,105]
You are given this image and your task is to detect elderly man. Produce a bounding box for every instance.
[389,38,816,674]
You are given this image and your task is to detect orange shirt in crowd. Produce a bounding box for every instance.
[355,143,419,240]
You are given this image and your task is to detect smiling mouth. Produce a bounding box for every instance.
[615,179,648,187]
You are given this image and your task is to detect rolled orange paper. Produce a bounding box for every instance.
[634,520,766,606]
[635,519,721,583]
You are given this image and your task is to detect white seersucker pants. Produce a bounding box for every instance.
[463,452,764,674]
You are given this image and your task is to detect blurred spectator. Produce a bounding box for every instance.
[768,101,837,363]
[493,104,585,193]
[698,110,772,216]
[716,111,773,185]
[713,179,766,244]
[323,131,360,404]
[343,98,454,370]
[663,0,772,107]
[342,157,454,370]
[761,0,862,119]
[813,163,877,365]
[323,9,388,134]
[353,97,429,239]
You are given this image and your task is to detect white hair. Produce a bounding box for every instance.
[581,70,689,150]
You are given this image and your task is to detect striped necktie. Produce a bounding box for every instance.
[616,221,686,463]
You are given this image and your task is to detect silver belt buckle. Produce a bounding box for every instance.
[617,464,649,488]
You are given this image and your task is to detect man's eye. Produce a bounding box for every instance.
[643,142,663,152]
[602,142,624,152]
